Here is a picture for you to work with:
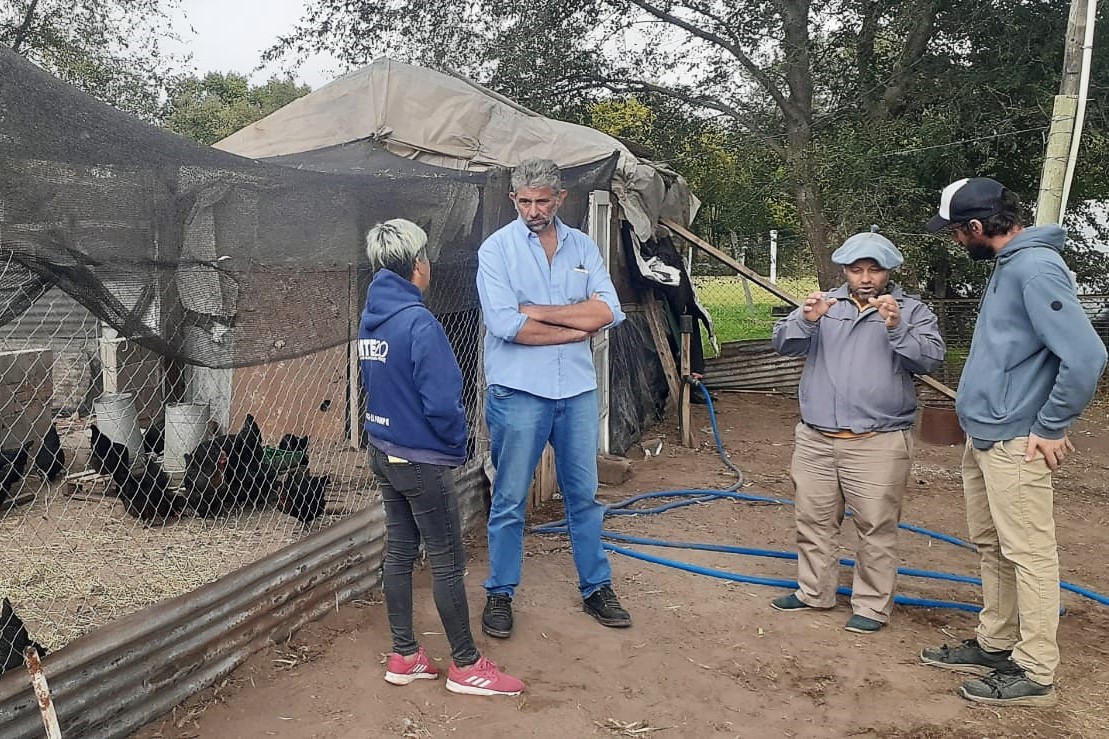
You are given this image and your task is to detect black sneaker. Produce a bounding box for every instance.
[583,586,632,628]
[482,594,513,639]
[959,665,1057,707]
[920,638,1015,676]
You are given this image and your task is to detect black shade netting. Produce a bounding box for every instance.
[0,47,618,369]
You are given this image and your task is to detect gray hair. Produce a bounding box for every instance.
[365,218,428,277]
[511,158,562,193]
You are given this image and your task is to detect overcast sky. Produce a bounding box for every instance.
[169,0,343,89]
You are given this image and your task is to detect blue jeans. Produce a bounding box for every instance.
[371,446,480,667]
[484,386,611,599]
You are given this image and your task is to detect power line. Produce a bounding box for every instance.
[882,125,1049,156]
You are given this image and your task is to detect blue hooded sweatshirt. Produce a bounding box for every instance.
[956,225,1108,443]
[358,269,468,466]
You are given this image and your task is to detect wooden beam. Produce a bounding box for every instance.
[680,321,693,447]
[918,373,958,401]
[662,218,960,401]
[643,296,681,411]
[662,219,800,306]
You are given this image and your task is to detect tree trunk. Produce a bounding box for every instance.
[785,124,838,290]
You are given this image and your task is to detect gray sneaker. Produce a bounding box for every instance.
[921,638,1015,676]
[959,666,1057,707]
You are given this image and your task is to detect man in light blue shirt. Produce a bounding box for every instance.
[476,158,629,639]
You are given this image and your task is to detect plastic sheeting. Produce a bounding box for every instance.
[215,58,698,243]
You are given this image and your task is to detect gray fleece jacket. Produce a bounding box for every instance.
[773,284,946,433]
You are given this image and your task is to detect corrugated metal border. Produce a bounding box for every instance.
[0,459,490,739]
[703,340,804,393]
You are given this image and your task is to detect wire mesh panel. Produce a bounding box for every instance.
[927,295,1109,403]
[0,275,500,665]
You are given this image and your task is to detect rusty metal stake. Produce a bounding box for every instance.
[24,646,62,739]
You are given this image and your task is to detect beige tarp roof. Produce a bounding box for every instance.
[215,58,697,241]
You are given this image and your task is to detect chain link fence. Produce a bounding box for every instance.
[0,275,491,671]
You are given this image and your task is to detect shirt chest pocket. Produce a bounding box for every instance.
[563,270,590,302]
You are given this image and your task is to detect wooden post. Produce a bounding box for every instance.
[731,231,755,315]
[679,315,693,447]
[1036,0,1095,225]
[644,296,681,411]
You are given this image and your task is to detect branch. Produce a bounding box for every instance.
[855,0,879,109]
[626,0,807,124]
[9,0,41,53]
[882,0,937,115]
[580,74,787,157]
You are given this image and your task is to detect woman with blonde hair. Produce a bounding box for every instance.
[359,218,524,696]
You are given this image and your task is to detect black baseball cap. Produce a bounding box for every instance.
[925,177,1007,232]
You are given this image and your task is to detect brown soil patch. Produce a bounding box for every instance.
[134,394,1109,739]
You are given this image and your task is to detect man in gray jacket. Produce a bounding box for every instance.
[770,228,945,634]
[920,178,1107,707]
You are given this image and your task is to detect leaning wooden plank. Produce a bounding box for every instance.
[663,218,800,306]
[662,218,959,402]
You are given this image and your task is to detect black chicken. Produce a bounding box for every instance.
[183,434,235,517]
[142,420,165,456]
[278,433,310,467]
[226,414,275,507]
[115,457,187,525]
[34,423,66,483]
[278,468,331,526]
[89,424,130,481]
[1,597,47,677]
[0,444,31,507]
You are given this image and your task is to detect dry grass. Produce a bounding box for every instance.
[0,446,379,650]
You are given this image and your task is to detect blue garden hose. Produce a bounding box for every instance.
[530,379,1109,610]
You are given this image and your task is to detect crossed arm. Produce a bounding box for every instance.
[513,295,614,345]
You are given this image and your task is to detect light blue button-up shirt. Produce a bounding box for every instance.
[477,217,625,400]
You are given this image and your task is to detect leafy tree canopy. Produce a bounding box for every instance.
[1,0,185,119]
[162,72,311,145]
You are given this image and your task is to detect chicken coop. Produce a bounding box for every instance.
[0,51,704,737]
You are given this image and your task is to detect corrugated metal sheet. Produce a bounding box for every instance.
[703,340,804,393]
[0,459,490,739]
[0,290,98,344]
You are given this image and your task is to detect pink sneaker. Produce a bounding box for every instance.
[384,648,440,685]
[446,656,525,696]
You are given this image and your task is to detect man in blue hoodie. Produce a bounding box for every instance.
[920,178,1107,707]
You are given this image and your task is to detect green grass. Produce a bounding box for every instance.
[695,275,818,348]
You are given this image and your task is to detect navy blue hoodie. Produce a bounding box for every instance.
[358,269,467,466]
[956,225,1107,442]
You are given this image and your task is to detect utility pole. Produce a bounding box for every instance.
[1036,0,1096,225]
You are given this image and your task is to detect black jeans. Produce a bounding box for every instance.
[370,447,479,667]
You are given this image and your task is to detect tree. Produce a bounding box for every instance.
[162,73,312,145]
[267,0,1109,292]
[0,0,184,119]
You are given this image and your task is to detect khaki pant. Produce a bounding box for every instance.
[790,423,913,622]
[963,437,1058,685]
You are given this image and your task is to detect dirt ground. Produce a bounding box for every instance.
[134,393,1109,739]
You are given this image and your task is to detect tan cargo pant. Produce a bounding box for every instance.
[963,437,1058,686]
[790,423,913,622]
